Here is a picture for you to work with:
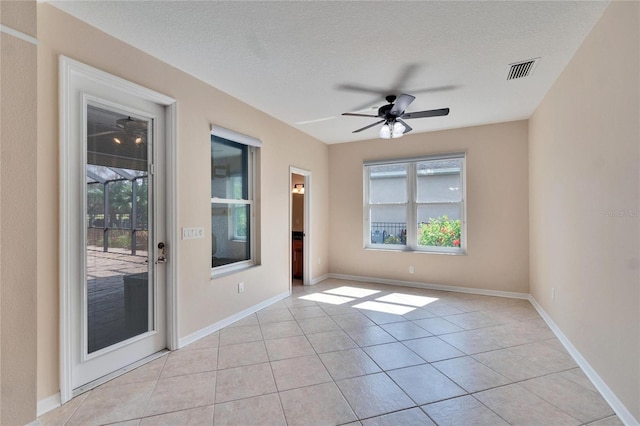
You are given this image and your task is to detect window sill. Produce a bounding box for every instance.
[210,261,259,279]
[365,246,467,256]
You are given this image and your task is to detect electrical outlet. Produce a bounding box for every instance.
[318,257,321,265]
[238,282,244,293]
[409,266,415,274]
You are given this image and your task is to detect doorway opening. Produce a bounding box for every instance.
[290,167,311,289]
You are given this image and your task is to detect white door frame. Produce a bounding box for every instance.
[290,167,312,287]
[59,56,179,403]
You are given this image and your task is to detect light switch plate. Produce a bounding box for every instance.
[182,227,204,240]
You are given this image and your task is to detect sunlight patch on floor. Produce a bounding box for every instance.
[299,293,354,305]
[352,300,415,315]
[324,286,380,298]
[376,293,439,307]
[298,286,437,314]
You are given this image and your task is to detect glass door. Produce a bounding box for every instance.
[85,104,154,355]
[60,57,173,399]
[71,96,166,392]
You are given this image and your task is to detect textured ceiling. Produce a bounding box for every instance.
[49,1,610,144]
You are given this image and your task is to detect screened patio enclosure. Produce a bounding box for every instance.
[86,164,151,353]
[86,165,149,256]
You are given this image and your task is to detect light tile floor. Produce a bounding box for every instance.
[39,278,623,426]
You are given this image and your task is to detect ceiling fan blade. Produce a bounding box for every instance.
[342,112,380,118]
[352,120,385,133]
[401,108,450,119]
[390,94,415,116]
[397,119,412,134]
[336,83,388,96]
[347,98,384,114]
[407,85,458,95]
[391,64,421,92]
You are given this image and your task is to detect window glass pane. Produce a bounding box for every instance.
[211,136,248,199]
[417,204,462,248]
[369,164,407,203]
[232,204,248,240]
[365,155,465,252]
[370,205,407,245]
[212,203,251,267]
[416,159,462,203]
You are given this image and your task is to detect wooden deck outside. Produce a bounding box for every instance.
[86,246,148,353]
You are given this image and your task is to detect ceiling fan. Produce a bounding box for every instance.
[342,94,449,139]
[88,116,148,145]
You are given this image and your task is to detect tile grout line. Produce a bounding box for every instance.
[48,279,621,425]
[61,390,93,426]
[137,355,169,422]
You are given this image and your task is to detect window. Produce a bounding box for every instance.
[364,153,465,254]
[211,126,260,273]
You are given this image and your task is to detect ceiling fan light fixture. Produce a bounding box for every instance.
[379,124,391,139]
[392,121,405,138]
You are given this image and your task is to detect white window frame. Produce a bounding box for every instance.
[211,125,260,276]
[363,153,466,255]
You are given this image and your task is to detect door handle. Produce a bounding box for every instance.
[156,242,167,264]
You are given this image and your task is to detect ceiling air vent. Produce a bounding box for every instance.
[507,58,540,80]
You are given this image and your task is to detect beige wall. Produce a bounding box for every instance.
[529,1,639,421]
[0,1,38,424]
[37,4,329,400]
[328,121,529,293]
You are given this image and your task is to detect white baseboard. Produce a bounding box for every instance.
[178,290,290,348]
[528,296,638,426]
[310,273,329,285]
[37,392,61,417]
[327,273,529,300]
